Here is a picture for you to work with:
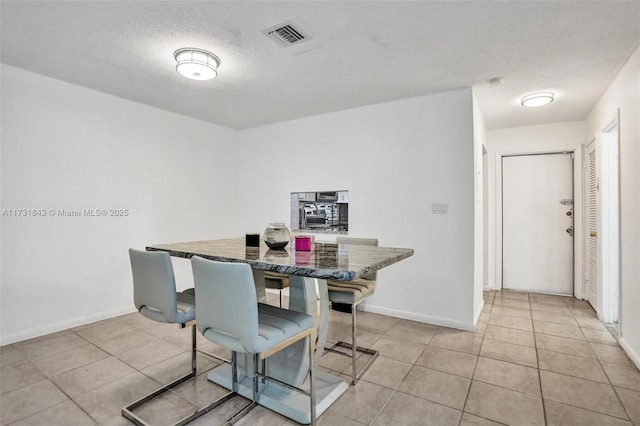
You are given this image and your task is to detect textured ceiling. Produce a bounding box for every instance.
[1,1,639,130]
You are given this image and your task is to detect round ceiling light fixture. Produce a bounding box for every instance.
[520,92,555,107]
[174,48,220,81]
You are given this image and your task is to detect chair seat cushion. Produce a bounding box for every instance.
[139,288,196,324]
[264,272,289,290]
[202,303,314,354]
[327,278,375,304]
[175,289,196,323]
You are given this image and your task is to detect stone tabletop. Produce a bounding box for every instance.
[147,237,414,281]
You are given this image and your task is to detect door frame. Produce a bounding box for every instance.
[494,144,584,297]
[594,110,621,323]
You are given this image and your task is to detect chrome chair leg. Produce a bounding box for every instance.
[325,304,379,385]
[309,332,317,424]
[122,325,212,426]
[191,323,197,371]
[231,352,238,393]
[250,333,316,425]
[221,352,257,425]
[352,304,357,382]
[253,354,260,402]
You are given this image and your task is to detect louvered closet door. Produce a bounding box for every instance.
[586,142,598,310]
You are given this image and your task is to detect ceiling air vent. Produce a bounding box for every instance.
[263,22,308,47]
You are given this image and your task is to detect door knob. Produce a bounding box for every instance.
[590,231,597,237]
[566,227,574,235]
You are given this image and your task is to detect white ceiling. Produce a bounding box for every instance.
[1,1,639,130]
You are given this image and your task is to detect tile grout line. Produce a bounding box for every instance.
[590,329,635,422]
[537,295,632,423]
[538,294,624,423]
[479,291,548,425]
[459,292,509,426]
[366,325,432,425]
[457,292,491,425]
[533,293,549,426]
[571,297,633,421]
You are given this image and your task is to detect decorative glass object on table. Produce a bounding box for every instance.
[263,223,290,250]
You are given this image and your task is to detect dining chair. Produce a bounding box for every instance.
[123,249,212,426]
[325,237,379,385]
[264,271,289,307]
[191,256,317,425]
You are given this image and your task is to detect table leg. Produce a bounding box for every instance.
[253,269,267,303]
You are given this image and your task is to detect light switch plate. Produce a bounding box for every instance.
[432,203,449,214]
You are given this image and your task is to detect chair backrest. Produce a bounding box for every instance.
[191,256,259,350]
[336,237,379,281]
[129,248,179,323]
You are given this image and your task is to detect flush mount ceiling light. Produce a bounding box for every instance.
[520,92,555,107]
[173,48,220,81]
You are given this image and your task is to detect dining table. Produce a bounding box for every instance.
[147,237,414,424]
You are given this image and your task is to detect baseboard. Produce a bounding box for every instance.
[618,336,640,370]
[483,285,493,291]
[360,304,476,331]
[1,306,136,345]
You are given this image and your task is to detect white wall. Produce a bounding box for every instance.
[0,65,239,344]
[585,46,640,368]
[237,89,477,330]
[0,65,480,341]
[486,122,586,294]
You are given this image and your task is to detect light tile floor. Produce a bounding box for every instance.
[1,290,639,425]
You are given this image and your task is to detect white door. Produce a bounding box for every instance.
[585,141,598,310]
[502,153,574,295]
